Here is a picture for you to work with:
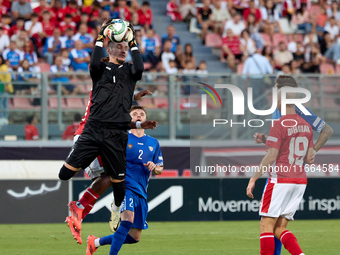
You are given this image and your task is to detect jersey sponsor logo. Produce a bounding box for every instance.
[267,136,278,142]
[149,146,153,151]
[128,143,133,149]
[137,143,144,145]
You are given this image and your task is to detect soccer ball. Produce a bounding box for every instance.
[104,19,129,43]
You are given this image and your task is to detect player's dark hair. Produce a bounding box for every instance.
[93,0,100,7]
[130,105,147,115]
[26,115,35,124]
[275,75,298,89]
[74,113,82,122]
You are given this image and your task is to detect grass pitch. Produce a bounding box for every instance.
[0,220,339,255]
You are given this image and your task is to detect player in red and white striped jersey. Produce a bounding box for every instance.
[65,88,152,244]
[246,88,314,255]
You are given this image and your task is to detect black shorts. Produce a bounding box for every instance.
[66,121,129,180]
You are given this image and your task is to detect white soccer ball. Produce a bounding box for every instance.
[104,19,129,43]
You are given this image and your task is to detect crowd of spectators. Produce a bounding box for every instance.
[1,0,340,99]
[172,0,340,76]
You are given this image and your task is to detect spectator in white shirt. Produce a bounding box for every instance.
[211,0,231,35]
[222,13,245,37]
[240,29,256,55]
[25,13,43,37]
[161,39,176,73]
[196,60,208,78]
[287,33,300,53]
[0,28,10,54]
[324,17,340,40]
[167,59,178,74]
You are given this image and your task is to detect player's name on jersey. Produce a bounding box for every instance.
[288,125,311,136]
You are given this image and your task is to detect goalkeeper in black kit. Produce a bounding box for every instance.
[58,19,157,234]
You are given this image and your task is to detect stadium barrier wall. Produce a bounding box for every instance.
[1,178,339,224]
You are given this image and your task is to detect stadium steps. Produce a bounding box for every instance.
[149,0,227,73]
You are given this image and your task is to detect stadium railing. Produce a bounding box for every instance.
[0,72,339,141]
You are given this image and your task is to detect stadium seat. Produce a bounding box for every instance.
[155,169,179,177]
[272,34,288,46]
[237,63,244,74]
[288,34,304,43]
[260,33,272,47]
[66,98,85,109]
[320,63,335,74]
[12,98,34,109]
[309,5,321,14]
[8,98,14,109]
[205,33,222,48]
[189,17,202,34]
[143,62,152,70]
[182,169,192,177]
[336,65,340,74]
[49,97,67,109]
[154,98,169,109]
[38,63,51,73]
[137,98,156,108]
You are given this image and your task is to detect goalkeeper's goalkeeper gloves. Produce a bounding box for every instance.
[97,18,114,42]
[126,22,137,49]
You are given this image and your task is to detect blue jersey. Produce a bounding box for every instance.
[272,106,325,132]
[125,132,163,199]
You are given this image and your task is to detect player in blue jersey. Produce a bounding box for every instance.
[86,105,164,255]
[253,75,333,255]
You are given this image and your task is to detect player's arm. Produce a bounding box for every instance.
[133,90,152,100]
[144,161,163,175]
[304,147,314,164]
[145,141,164,175]
[90,18,113,72]
[128,120,158,130]
[313,123,333,152]
[127,23,144,81]
[246,147,279,199]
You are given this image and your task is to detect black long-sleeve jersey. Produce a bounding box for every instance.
[87,44,144,124]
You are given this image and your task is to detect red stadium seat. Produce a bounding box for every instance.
[154,98,169,108]
[237,63,244,74]
[335,65,340,74]
[188,97,201,108]
[49,97,67,109]
[205,33,222,48]
[182,169,192,177]
[260,33,272,47]
[143,62,152,70]
[12,98,34,109]
[66,98,85,109]
[320,63,335,74]
[38,63,51,72]
[156,169,179,177]
[272,34,288,47]
[288,34,303,43]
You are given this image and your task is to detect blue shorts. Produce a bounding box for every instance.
[121,188,149,230]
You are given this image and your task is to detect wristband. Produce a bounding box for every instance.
[136,121,142,129]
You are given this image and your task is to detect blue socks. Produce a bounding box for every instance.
[274,236,282,255]
[109,221,133,255]
[124,234,139,244]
